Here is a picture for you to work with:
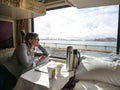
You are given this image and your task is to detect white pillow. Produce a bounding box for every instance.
[74,80,120,90]
[0,52,13,63]
[76,56,120,86]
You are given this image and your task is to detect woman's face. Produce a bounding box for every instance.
[28,38,39,48]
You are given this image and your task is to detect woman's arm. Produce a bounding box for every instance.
[37,45,49,56]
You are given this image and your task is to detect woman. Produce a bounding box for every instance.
[0,32,49,90]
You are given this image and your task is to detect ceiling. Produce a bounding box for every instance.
[0,0,120,19]
[66,0,120,8]
[44,0,68,9]
[44,0,120,9]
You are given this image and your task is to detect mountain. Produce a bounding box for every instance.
[86,37,117,42]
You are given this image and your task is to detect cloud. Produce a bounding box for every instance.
[34,5,118,39]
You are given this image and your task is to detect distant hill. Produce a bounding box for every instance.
[86,37,117,42]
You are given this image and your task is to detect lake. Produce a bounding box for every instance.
[39,40,117,58]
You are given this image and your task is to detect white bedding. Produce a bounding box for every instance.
[75,55,120,90]
[74,80,120,90]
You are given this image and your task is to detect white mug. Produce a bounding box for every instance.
[56,64,63,76]
[47,64,56,79]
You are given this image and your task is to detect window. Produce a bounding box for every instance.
[34,5,119,59]
[0,19,14,49]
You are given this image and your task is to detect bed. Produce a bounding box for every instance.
[74,55,120,90]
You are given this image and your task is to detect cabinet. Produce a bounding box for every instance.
[0,0,46,19]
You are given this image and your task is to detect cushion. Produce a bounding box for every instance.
[76,56,120,86]
[0,48,14,63]
[0,52,13,63]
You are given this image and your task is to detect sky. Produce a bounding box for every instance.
[34,5,119,40]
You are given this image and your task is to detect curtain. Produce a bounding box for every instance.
[16,19,29,45]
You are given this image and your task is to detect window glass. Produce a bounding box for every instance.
[34,5,118,59]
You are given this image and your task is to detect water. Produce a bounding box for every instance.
[40,40,116,47]
[40,40,117,58]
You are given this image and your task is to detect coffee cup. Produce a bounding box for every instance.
[47,64,56,79]
[56,64,63,76]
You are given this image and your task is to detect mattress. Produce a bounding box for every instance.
[74,55,120,90]
[74,80,120,90]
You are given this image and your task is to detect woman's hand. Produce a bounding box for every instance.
[38,55,46,61]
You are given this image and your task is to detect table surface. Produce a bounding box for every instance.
[15,61,74,90]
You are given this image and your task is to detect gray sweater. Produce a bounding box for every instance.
[3,43,49,78]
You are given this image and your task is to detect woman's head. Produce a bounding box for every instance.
[25,32,40,48]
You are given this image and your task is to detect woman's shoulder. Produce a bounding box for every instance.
[17,43,28,49]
